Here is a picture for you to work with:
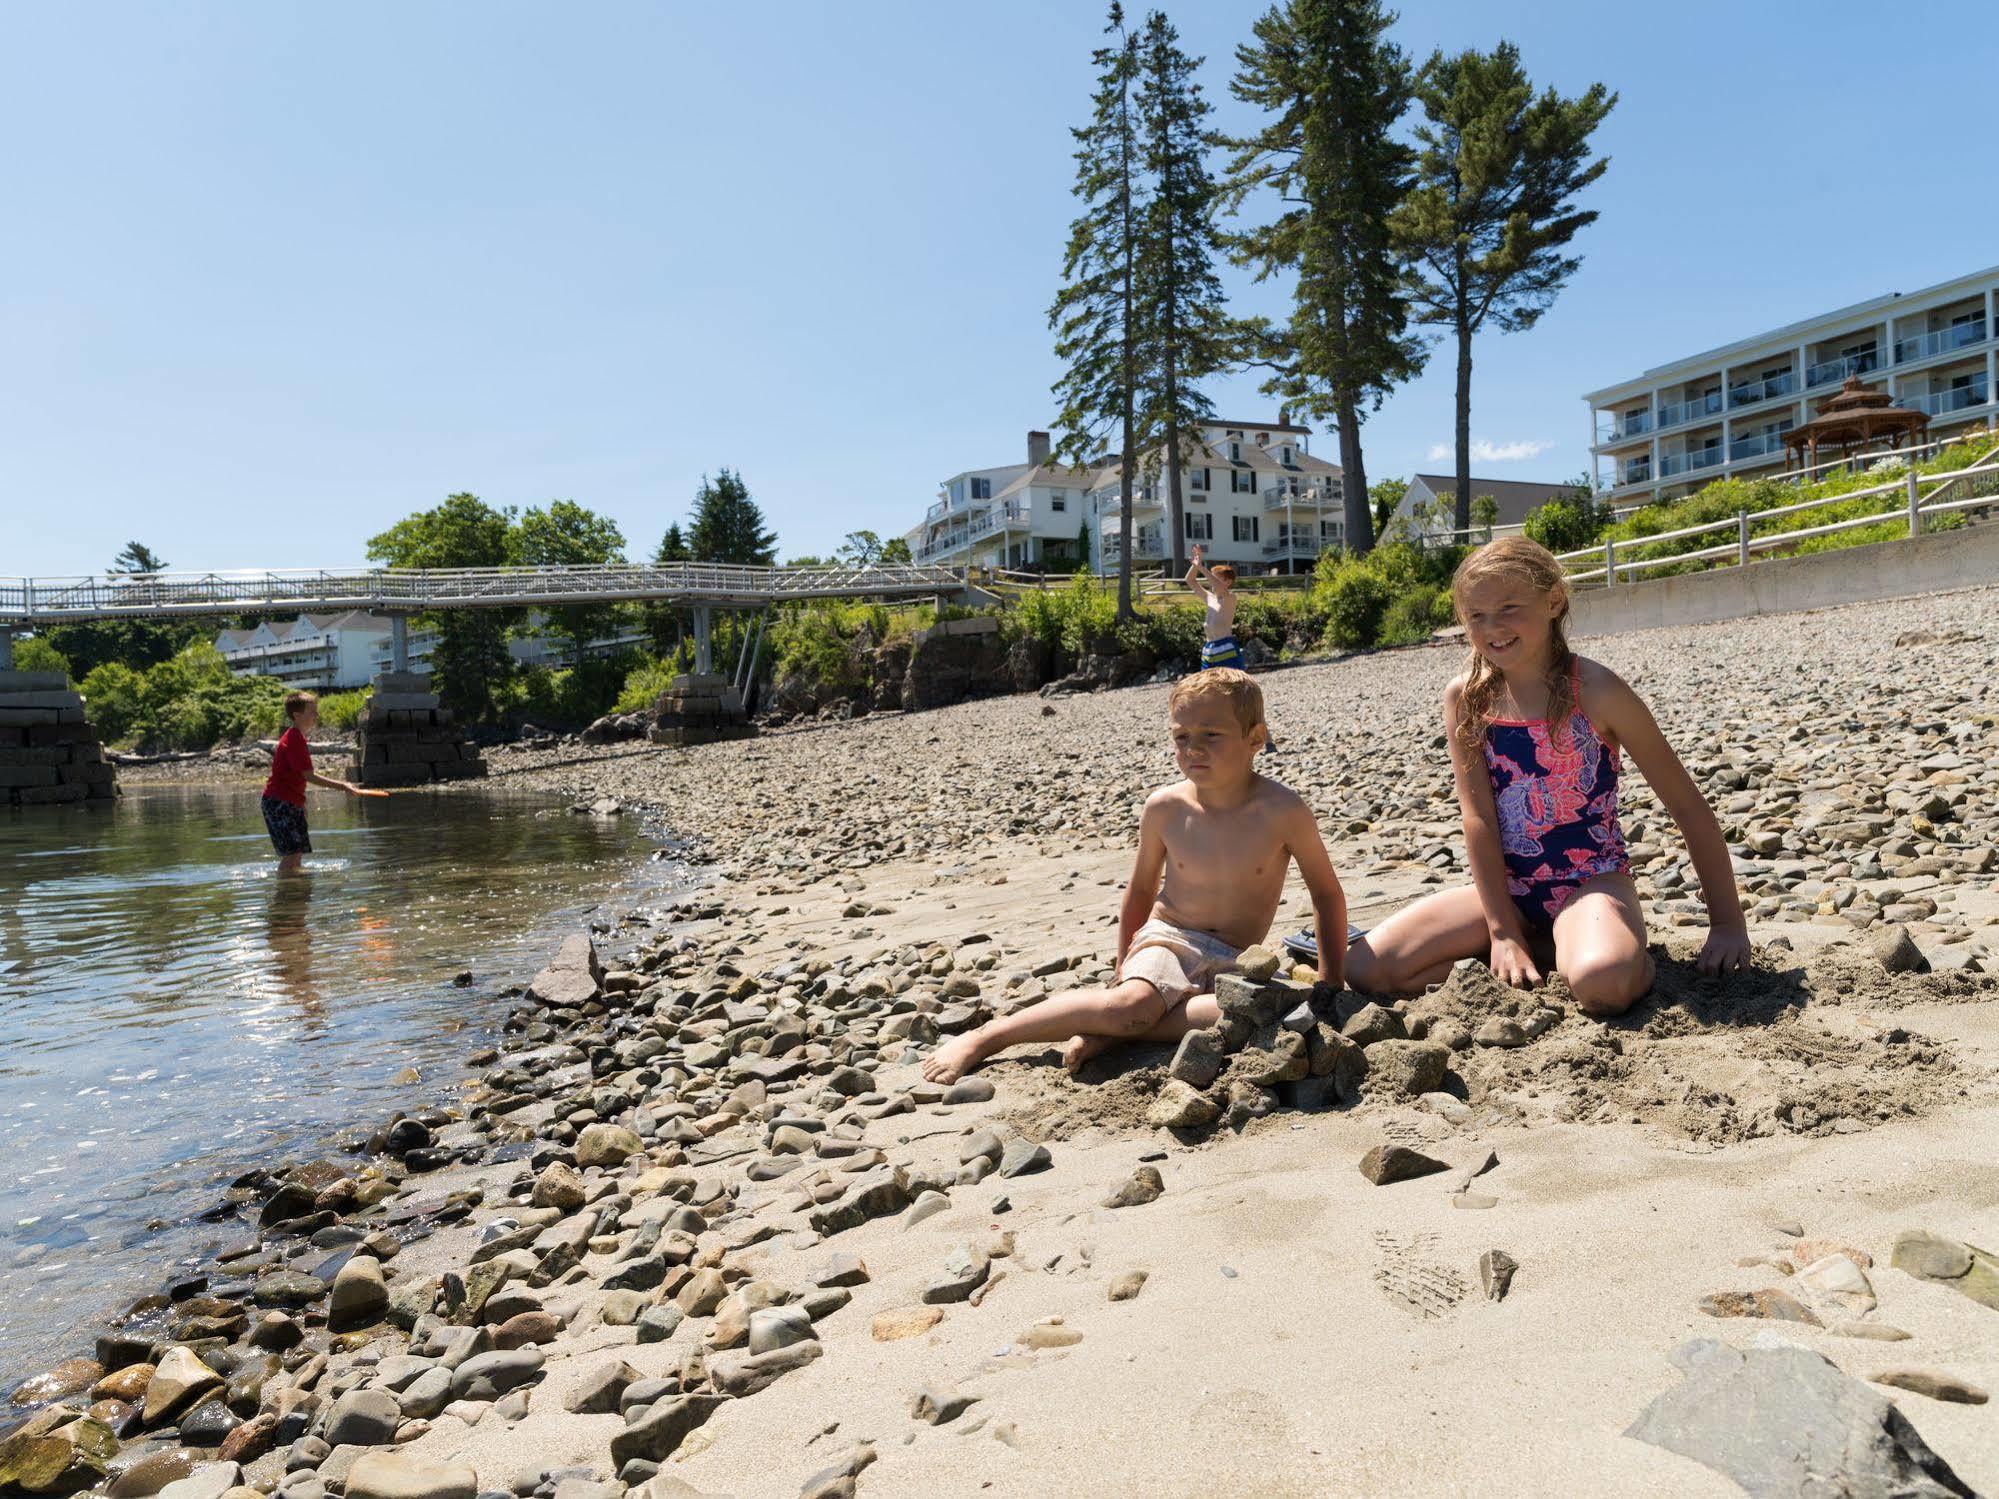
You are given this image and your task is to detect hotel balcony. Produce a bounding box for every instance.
[1894,318,1988,366]
[1597,411,1654,444]
[1727,370,1796,409]
[1658,446,1725,479]
[1897,373,1991,418]
[1805,348,1879,388]
[1655,390,1725,431]
[1728,428,1794,463]
[1262,482,1342,510]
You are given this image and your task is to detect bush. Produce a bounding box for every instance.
[315,690,369,731]
[1523,486,1613,554]
[1378,584,1443,647]
[80,642,287,751]
[14,636,70,678]
[1321,564,1394,649]
[614,656,679,715]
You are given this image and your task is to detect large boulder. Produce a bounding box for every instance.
[902,618,1009,711]
[527,935,602,1009]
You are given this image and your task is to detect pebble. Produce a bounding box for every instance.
[871,1305,945,1342]
[1870,1369,1988,1405]
[1357,1145,1449,1186]
[1109,1271,1149,1302]
[1101,1166,1164,1209]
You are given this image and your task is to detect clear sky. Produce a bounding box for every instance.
[4,1,1995,576]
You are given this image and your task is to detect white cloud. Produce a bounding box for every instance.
[1426,438,1553,464]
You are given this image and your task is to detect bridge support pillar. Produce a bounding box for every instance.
[0,627,12,671]
[389,615,409,673]
[692,606,713,677]
[353,668,486,788]
[0,655,119,808]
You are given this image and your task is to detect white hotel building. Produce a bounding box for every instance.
[1585,262,1998,507]
[908,418,1345,574]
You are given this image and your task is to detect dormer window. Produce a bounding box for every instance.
[1228,441,1242,463]
[971,478,992,500]
[1281,446,1292,464]
[1256,432,1268,444]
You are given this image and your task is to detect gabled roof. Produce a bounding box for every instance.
[1407,474,1574,526]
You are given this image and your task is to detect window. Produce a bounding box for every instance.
[1232,515,1259,542]
[1231,469,1255,494]
[971,478,992,500]
[1184,513,1212,541]
[1190,466,1207,491]
[1228,441,1242,463]
[1280,446,1292,464]
[1049,490,1067,512]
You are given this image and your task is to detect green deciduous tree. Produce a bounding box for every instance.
[1136,7,1236,575]
[1220,0,1425,555]
[510,499,628,665]
[1471,493,1499,540]
[1522,473,1612,553]
[1051,3,1149,620]
[1390,43,1614,534]
[686,469,778,566]
[1369,475,1409,536]
[366,492,518,720]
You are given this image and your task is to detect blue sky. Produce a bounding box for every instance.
[4,1,1995,575]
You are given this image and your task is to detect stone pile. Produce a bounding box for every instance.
[352,673,485,788]
[647,673,755,747]
[0,670,117,806]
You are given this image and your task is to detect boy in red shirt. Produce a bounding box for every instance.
[263,691,360,872]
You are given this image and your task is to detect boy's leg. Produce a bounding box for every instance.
[1345,887,1491,997]
[1062,992,1221,1072]
[278,852,303,875]
[1550,873,1652,1017]
[922,978,1171,1084]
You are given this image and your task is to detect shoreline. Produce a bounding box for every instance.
[4,586,1997,1498]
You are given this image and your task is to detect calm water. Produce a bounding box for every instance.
[0,784,680,1389]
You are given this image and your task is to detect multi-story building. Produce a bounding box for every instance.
[215,612,390,689]
[1585,262,1998,507]
[909,417,1345,574]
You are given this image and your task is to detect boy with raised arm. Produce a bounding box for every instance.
[921,669,1346,1083]
[1184,542,1245,670]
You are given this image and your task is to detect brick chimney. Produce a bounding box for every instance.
[1027,430,1051,466]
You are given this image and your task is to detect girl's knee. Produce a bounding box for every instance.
[1566,954,1651,1016]
[1104,981,1167,1035]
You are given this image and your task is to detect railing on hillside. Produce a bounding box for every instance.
[1561,443,1999,589]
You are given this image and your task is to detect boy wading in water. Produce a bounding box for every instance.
[1345,538,1750,1012]
[263,691,362,873]
[1184,543,1244,670]
[922,669,1346,1083]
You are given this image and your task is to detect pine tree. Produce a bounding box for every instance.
[1050,3,1149,619]
[686,469,778,566]
[644,523,692,658]
[111,541,168,575]
[1220,0,1425,555]
[1135,8,1235,575]
[1391,44,1614,536]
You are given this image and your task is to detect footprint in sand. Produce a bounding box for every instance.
[1372,1230,1469,1320]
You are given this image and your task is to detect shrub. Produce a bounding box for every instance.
[1378,584,1443,647]
[79,643,286,751]
[315,690,369,731]
[1321,565,1394,649]
[614,656,679,715]
[14,636,70,678]
[1523,486,1613,554]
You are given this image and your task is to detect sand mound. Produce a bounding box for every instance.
[995,941,1993,1148]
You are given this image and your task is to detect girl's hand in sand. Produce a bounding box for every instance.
[1488,935,1541,989]
[1697,925,1752,977]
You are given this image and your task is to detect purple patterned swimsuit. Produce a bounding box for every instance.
[1484,664,1629,927]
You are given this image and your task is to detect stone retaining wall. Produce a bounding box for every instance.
[0,671,118,806]
[353,672,487,787]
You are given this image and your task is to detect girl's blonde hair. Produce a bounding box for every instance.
[1450,537,1574,754]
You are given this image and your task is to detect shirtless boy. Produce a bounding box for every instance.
[921,668,1347,1084]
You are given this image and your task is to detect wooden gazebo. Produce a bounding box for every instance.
[1782,375,1928,471]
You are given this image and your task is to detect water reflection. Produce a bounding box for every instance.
[0,783,679,1389]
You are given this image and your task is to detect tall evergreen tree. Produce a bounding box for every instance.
[1135,8,1234,575]
[1391,44,1614,535]
[112,541,168,575]
[1219,0,1424,555]
[644,523,692,658]
[1050,3,1148,619]
[686,469,778,566]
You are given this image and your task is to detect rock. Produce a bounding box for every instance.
[449,1349,543,1402]
[1831,1320,1912,1341]
[909,1383,979,1426]
[323,1389,401,1447]
[574,1125,643,1170]
[870,1306,944,1342]
[10,1358,103,1406]
[921,1245,990,1305]
[1019,1322,1082,1349]
[1697,1288,1822,1326]
[527,934,603,1008]
[492,1311,560,1349]
[177,1397,239,1447]
[958,1130,1004,1167]
[797,1443,875,1499]
[1428,1019,1473,1051]
[1890,1229,1999,1311]
[154,1463,244,1499]
[145,1347,225,1426]
[1147,1080,1221,1130]
[1341,1003,1405,1046]
[1871,1370,1988,1405]
[0,1414,117,1493]
[903,1191,949,1228]
[943,1078,995,1105]
[747,1307,816,1356]
[106,1449,200,1498]
[608,1397,727,1467]
[529,1163,587,1213]
[635,1305,683,1344]
[566,1362,642,1416]
[1358,1040,1448,1100]
[1479,1250,1518,1302]
[1212,974,1286,1027]
[1452,1192,1497,1210]
[996,1140,1051,1178]
[343,1453,479,1499]
[708,1342,822,1397]
[329,1256,389,1332]
[1102,1166,1164,1209]
[1232,1028,1309,1086]
[1871,924,1926,974]
[1109,1271,1149,1303]
[1473,1018,1527,1049]
[1165,1028,1227,1090]
[675,1270,727,1317]
[1624,1339,1973,1499]
[1233,945,1282,982]
[1795,1253,1876,1317]
[1357,1145,1448,1186]
[813,1254,870,1288]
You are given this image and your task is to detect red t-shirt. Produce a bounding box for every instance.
[264,726,311,807]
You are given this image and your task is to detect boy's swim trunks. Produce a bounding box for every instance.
[261,794,313,856]
[1200,635,1246,670]
[1118,918,1243,1008]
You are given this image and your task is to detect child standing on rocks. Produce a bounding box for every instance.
[1185,543,1245,671]
[921,668,1347,1082]
[263,690,361,873]
[1345,537,1750,1014]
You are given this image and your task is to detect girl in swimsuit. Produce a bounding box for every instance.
[1344,537,1750,1015]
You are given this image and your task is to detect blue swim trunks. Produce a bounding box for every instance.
[1201,635,1246,670]
[261,795,312,856]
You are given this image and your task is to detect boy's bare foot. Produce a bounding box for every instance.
[1062,1033,1116,1073]
[921,1033,986,1085]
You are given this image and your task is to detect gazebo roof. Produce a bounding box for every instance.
[1783,376,1927,451]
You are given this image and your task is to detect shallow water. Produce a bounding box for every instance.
[0,783,677,1390]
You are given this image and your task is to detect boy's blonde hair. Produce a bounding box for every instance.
[1211,563,1237,586]
[1168,667,1264,735]
[1449,536,1573,753]
[283,690,319,721]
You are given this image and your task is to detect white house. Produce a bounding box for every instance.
[910,417,1345,575]
[1585,261,1999,507]
[215,612,389,690]
[1390,474,1577,539]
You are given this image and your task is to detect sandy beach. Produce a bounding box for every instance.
[15,584,1998,1499]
